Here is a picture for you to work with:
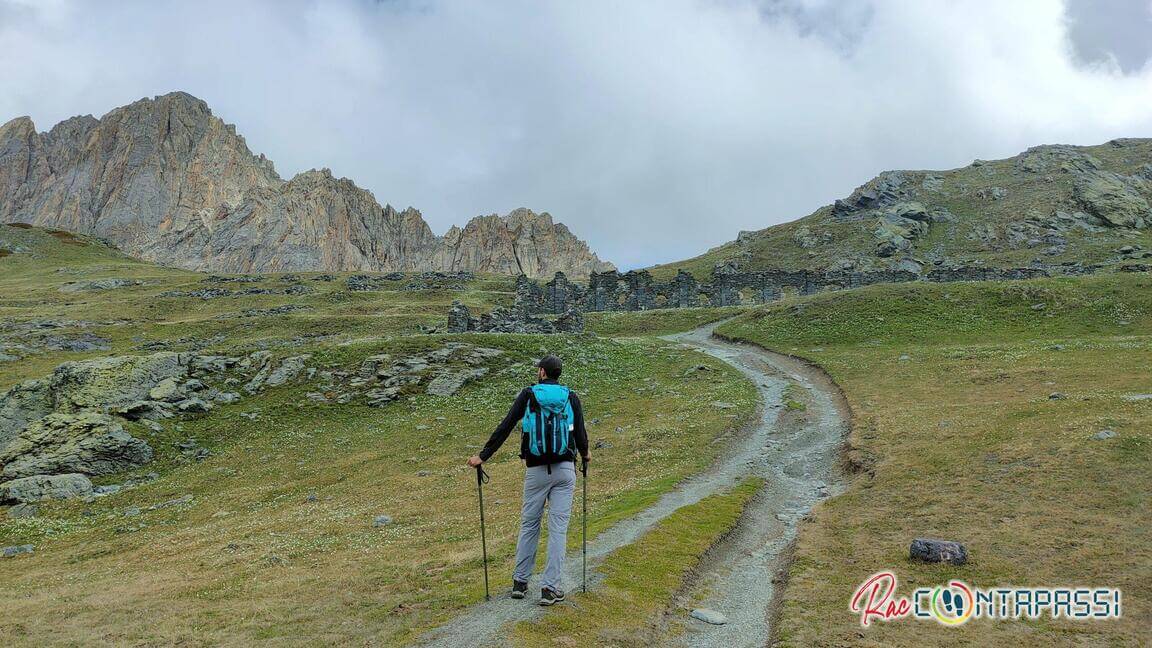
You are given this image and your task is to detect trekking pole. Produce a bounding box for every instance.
[476,465,491,601]
[581,457,588,593]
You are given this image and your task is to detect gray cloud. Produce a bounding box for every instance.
[1066,0,1152,72]
[2,0,1151,269]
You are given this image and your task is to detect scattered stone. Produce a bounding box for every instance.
[7,503,38,518]
[710,401,735,409]
[176,397,211,413]
[265,355,312,387]
[426,368,488,397]
[150,494,194,510]
[1091,429,1117,440]
[123,506,142,517]
[1,544,34,558]
[910,538,968,565]
[594,439,612,450]
[373,514,393,527]
[41,332,111,352]
[58,278,143,293]
[149,378,183,402]
[690,608,728,625]
[366,387,403,407]
[176,439,212,462]
[1048,392,1066,400]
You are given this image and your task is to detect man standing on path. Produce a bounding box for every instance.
[467,354,590,606]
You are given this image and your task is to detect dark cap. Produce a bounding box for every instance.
[537,354,562,379]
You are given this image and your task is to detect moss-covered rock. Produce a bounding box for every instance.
[1071,170,1150,229]
[0,412,152,480]
[0,473,93,504]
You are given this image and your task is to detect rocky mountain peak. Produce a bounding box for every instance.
[0,92,612,277]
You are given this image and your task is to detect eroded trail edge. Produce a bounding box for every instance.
[418,323,849,647]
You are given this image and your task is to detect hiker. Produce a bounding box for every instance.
[466,354,590,606]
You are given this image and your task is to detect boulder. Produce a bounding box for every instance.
[0,412,153,479]
[1073,171,1151,228]
[426,368,489,397]
[909,538,968,565]
[148,378,183,402]
[0,473,93,503]
[1,544,34,558]
[58,278,142,293]
[1,352,192,451]
[690,608,728,625]
[873,213,927,257]
[6,503,38,518]
[265,355,312,387]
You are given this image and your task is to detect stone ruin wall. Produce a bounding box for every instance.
[510,263,1107,316]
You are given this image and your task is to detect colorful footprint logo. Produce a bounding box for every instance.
[930,581,974,626]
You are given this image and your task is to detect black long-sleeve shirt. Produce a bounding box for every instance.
[478,379,588,467]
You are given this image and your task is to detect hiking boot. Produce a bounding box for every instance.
[538,587,565,606]
[510,580,528,599]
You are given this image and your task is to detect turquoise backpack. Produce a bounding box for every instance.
[521,384,574,461]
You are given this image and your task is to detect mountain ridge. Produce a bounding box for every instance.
[0,92,613,278]
[650,137,1152,281]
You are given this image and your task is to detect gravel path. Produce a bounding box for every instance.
[417,322,848,647]
[673,326,849,647]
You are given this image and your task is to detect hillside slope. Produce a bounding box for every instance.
[0,223,753,645]
[717,275,1151,645]
[0,92,613,277]
[653,139,1152,280]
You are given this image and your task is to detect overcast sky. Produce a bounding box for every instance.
[2,0,1151,269]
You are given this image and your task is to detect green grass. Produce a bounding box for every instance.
[0,225,760,646]
[716,273,1152,646]
[584,306,750,337]
[0,224,517,388]
[721,272,1152,348]
[0,332,757,646]
[513,478,762,647]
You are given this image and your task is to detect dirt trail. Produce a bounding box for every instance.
[418,322,848,647]
[671,326,849,647]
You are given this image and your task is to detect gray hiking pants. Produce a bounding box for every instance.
[513,461,576,591]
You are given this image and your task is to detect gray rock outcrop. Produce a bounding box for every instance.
[1073,171,1151,228]
[0,352,191,450]
[0,473,93,504]
[0,412,152,479]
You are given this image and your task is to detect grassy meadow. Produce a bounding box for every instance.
[718,273,1152,646]
[5,221,1150,646]
[0,225,758,645]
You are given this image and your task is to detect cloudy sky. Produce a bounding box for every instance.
[2,0,1151,268]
